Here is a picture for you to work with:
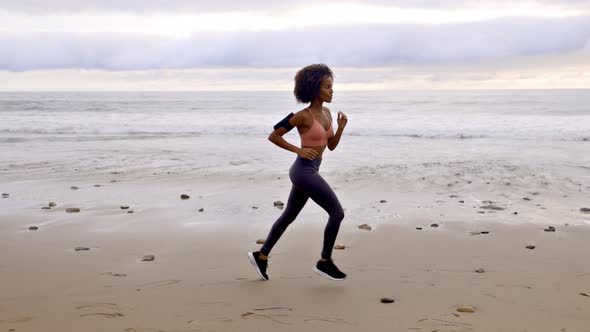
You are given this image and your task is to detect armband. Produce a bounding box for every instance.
[273,113,295,131]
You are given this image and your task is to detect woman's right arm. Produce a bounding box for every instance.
[268,112,318,159]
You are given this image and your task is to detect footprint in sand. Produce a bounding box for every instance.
[76,302,125,319]
[415,314,474,332]
[241,307,295,325]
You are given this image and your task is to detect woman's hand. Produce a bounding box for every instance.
[337,111,348,128]
[298,147,319,160]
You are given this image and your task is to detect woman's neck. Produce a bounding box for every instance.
[309,99,324,113]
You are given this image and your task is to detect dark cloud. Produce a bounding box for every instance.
[1,0,589,13]
[1,16,589,70]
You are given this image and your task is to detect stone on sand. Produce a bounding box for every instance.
[66,208,80,213]
[74,246,90,251]
[358,224,372,231]
[256,238,265,244]
[141,255,155,261]
[181,194,190,200]
[334,244,346,250]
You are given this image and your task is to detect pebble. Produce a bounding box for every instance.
[252,206,259,209]
[580,207,590,213]
[523,197,531,201]
[93,184,101,187]
[380,199,387,203]
[334,244,346,250]
[48,202,57,207]
[66,208,81,213]
[544,226,555,232]
[127,210,134,214]
[181,194,190,200]
[480,204,505,211]
[41,206,51,210]
[70,186,79,190]
[526,245,536,250]
[28,226,38,231]
[513,212,518,215]
[358,224,372,231]
[273,200,284,207]
[198,208,204,212]
[256,238,265,244]
[459,200,464,203]
[457,306,476,313]
[475,268,485,273]
[2,193,9,198]
[416,227,423,230]
[141,255,155,261]
[430,223,439,228]
[480,231,490,234]
[121,205,129,209]
[380,297,395,303]
[75,246,90,251]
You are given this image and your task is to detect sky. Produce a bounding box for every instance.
[0,0,589,90]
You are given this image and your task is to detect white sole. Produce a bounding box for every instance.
[248,252,268,281]
[313,267,346,281]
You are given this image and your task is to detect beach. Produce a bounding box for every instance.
[1,91,590,331]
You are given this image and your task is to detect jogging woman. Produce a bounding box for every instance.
[248,64,348,281]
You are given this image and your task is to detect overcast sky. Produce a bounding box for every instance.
[0,0,588,90]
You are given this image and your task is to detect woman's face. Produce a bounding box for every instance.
[319,76,334,103]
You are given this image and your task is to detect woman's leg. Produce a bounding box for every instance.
[260,185,309,255]
[297,173,345,260]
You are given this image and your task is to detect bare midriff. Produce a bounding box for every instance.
[302,145,327,159]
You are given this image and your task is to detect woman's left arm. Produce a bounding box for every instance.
[328,111,347,151]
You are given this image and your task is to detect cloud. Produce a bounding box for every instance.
[1,16,589,71]
[1,0,589,12]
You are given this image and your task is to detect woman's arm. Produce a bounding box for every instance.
[268,112,319,159]
[327,111,347,151]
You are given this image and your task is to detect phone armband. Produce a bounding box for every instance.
[273,113,295,131]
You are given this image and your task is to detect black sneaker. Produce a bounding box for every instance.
[314,259,347,281]
[248,251,269,280]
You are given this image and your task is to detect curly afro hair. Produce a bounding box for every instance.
[293,64,333,103]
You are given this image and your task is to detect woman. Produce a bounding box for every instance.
[248,64,348,281]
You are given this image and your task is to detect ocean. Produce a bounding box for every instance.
[1,90,589,180]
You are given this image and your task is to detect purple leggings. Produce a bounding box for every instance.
[261,156,345,259]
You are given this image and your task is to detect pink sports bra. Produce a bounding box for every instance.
[300,108,334,146]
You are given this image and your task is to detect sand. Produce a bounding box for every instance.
[1,165,590,332]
